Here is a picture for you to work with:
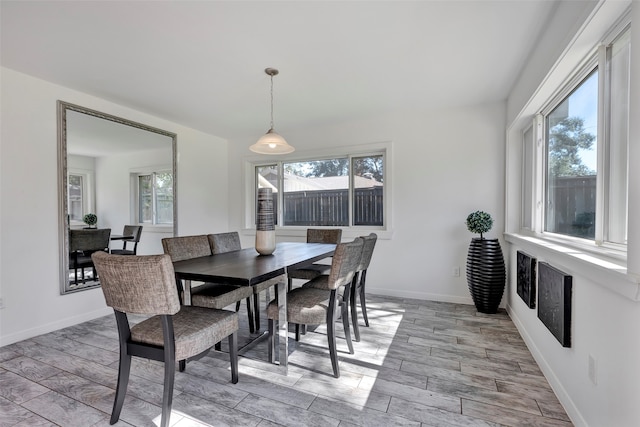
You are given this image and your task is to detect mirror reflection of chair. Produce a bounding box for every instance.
[287,228,343,291]
[162,235,256,333]
[110,225,143,255]
[68,228,111,285]
[267,237,363,378]
[209,231,273,331]
[91,251,238,427]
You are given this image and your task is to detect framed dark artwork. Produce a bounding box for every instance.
[537,262,572,347]
[516,251,536,308]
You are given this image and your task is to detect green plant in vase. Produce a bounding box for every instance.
[466,210,493,239]
[83,213,98,228]
[464,210,505,314]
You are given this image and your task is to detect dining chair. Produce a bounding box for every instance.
[267,237,363,378]
[110,224,143,255]
[350,233,378,342]
[68,228,111,285]
[162,235,256,333]
[208,231,272,331]
[287,228,343,291]
[91,251,238,427]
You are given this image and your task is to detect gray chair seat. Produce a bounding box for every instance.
[131,306,238,361]
[191,283,254,310]
[267,286,339,325]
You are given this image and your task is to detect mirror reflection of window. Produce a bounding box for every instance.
[68,174,84,221]
[137,171,173,225]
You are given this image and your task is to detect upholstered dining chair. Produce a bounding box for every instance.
[162,235,256,333]
[267,237,363,378]
[208,231,273,331]
[350,233,378,342]
[287,228,342,291]
[91,251,238,427]
[110,225,143,255]
[68,228,111,285]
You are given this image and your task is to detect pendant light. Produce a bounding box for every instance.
[250,68,295,154]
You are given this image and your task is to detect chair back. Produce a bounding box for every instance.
[92,251,180,315]
[121,225,143,253]
[307,228,342,244]
[326,237,364,290]
[69,228,111,252]
[161,235,212,262]
[357,233,378,272]
[123,225,143,242]
[208,232,241,254]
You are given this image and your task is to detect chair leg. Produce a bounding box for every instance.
[268,318,276,363]
[351,276,361,342]
[178,360,186,372]
[215,341,221,351]
[341,298,354,354]
[161,354,175,427]
[327,290,340,378]
[228,332,238,384]
[327,317,339,378]
[253,292,261,331]
[295,324,301,341]
[235,301,241,311]
[246,297,255,333]
[110,350,131,424]
[360,277,369,327]
[287,277,293,292]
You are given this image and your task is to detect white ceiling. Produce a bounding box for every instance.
[1,0,558,141]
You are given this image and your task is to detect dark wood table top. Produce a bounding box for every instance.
[172,241,335,286]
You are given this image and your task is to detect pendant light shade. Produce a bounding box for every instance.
[250,68,294,155]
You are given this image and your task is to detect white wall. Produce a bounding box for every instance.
[0,67,230,345]
[505,1,640,426]
[227,102,507,304]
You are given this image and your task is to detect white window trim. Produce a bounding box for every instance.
[130,165,174,232]
[67,168,95,228]
[504,3,636,299]
[242,141,394,240]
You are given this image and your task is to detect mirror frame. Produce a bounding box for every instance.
[57,100,178,294]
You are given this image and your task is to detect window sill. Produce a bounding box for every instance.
[504,232,640,301]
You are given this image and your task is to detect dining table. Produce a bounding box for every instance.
[171,241,336,372]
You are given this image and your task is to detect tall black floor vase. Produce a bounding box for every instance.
[466,238,505,314]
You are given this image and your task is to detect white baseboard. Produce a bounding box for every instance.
[506,303,585,427]
[0,306,112,347]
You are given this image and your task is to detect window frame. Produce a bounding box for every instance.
[132,167,174,228]
[520,20,630,257]
[244,142,392,239]
[67,168,95,227]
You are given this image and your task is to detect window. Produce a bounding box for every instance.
[68,173,85,221]
[253,151,385,229]
[534,26,630,246]
[545,69,598,239]
[137,171,173,225]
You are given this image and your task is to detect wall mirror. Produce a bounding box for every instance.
[57,101,177,294]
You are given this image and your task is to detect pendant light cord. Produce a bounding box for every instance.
[269,74,275,130]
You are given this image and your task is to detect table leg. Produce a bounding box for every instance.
[276,279,288,373]
[183,279,192,306]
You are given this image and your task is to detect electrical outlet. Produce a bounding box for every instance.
[452,266,460,277]
[588,354,597,385]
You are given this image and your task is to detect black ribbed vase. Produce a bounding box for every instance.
[466,238,505,314]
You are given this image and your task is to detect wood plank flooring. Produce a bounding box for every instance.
[0,294,572,426]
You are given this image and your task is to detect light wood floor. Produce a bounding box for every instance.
[0,294,572,426]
